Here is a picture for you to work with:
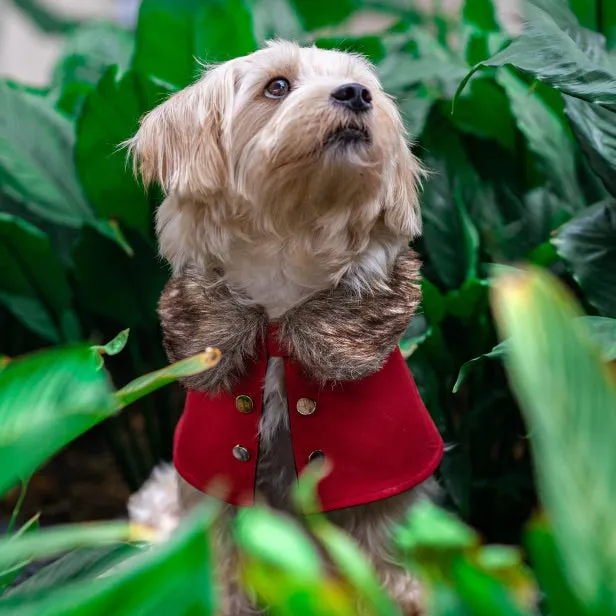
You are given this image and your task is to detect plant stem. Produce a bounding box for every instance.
[7,479,29,535]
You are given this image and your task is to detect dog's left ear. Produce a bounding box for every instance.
[381,138,424,239]
[127,63,235,199]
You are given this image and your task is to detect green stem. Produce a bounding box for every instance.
[7,479,29,535]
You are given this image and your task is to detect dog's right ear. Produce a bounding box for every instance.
[127,63,235,198]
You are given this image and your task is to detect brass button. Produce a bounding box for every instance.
[235,395,254,414]
[296,397,317,416]
[232,445,251,462]
[308,450,325,463]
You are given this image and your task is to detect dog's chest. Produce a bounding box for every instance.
[256,357,296,508]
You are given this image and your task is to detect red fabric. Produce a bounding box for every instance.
[174,325,444,512]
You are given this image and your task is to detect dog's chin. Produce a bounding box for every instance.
[324,124,372,152]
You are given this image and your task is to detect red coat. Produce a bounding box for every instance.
[174,325,444,512]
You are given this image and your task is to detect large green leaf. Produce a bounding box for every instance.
[0,524,144,574]
[456,2,616,108]
[462,0,499,32]
[0,82,93,228]
[450,76,517,152]
[247,0,303,43]
[496,68,581,206]
[234,506,358,615]
[0,214,79,343]
[315,36,386,63]
[4,545,139,598]
[71,227,168,329]
[0,345,114,496]
[132,0,257,89]
[420,154,480,291]
[0,503,216,616]
[564,95,616,198]
[553,199,616,318]
[492,267,616,611]
[75,67,170,237]
[454,315,616,392]
[567,0,597,31]
[50,21,134,117]
[602,2,616,50]
[525,518,588,616]
[289,0,357,31]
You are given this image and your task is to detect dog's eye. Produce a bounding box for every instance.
[264,78,290,99]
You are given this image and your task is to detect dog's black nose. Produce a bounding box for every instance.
[331,83,372,112]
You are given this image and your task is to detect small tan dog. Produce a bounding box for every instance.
[127,40,442,615]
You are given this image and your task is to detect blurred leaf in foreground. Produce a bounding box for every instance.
[492,266,616,612]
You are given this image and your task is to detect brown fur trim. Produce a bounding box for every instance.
[157,266,266,392]
[279,248,421,383]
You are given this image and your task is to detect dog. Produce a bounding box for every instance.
[127,40,443,615]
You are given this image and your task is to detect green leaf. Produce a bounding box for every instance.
[50,21,133,117]
[293,465,400,616]
[602,2,616,50]
[133,0,257,89]
[421,157,480,290]
[450,76,517,152]
[453,340,507,393]
[554,198,616,318]
[462,0,499,32]
[567,0,597,31]
[456,2,616,108]
[398,90,435,139]
[0,503,216,616]
[564,95,616,198]
[0,515,40,594]
[234,505,360,616]
[75,67,171,236]
[578,316,616,361]
[0,345,114,496]
[91,329,130,369]
[0,214,79,343]
[0,82,93,228]
[71,227,168,329]
[4,545,140,597]
[491,267,616,611]
[234,507,323,579]
[379,55,469,96]
[525,518,588,616]
[396,500,478,553]
[289,0,357,31]
[452,558,531,616]
[314,36,386,63]
[496,68,581,205]
[114,350,221,410]
[247,0,303,43]
[0,524,144,575]
[455,314,616,392]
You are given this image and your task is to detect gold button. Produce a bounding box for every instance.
[308,450,325,463]
[232,445,251,462]
[296,397,317,416]
[235,395,254,414]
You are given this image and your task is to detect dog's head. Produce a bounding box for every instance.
[129,41,422,265]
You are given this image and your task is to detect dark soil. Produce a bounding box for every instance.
[1,425,131,528]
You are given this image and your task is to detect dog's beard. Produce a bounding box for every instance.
[324,122,371,149]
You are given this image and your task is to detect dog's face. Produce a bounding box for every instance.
[130,41,422,252]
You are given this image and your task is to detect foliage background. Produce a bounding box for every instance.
[1,0,616,613]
